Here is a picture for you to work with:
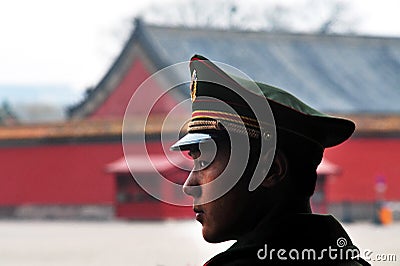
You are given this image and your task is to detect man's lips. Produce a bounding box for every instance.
[194,206,205,222]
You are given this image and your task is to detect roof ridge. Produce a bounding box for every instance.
[143,19,400,41]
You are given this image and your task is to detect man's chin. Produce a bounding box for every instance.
[202,227,230,243]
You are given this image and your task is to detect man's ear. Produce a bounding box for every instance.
[261,150,288,188]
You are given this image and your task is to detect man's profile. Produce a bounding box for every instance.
[171,55,370,265]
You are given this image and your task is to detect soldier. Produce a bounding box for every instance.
[171,55,370,265]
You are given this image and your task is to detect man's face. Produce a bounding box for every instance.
[183,140,255,243]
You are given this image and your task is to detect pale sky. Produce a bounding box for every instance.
[0,0,399,105]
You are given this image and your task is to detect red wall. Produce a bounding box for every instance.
[1,137,398,206]
[0,143,122,205]
[325,138,400,203]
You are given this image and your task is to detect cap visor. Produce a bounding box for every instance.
[170,133,213,151]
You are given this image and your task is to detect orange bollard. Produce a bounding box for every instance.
[379,206,393,225]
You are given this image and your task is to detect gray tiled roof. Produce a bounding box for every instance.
[145,25,400,114]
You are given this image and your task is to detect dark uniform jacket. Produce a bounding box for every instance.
[204,214,371,266]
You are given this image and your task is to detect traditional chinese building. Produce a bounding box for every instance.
[0,19,399,220]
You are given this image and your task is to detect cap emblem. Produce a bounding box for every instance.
[190,69,198,102]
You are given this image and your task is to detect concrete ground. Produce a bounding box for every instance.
[0,220,398,266]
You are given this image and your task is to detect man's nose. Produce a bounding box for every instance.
[182,171,201,198]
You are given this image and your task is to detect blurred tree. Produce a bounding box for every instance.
[142,0,358,34]
[0,101,18,126]
[311,0,349,34]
